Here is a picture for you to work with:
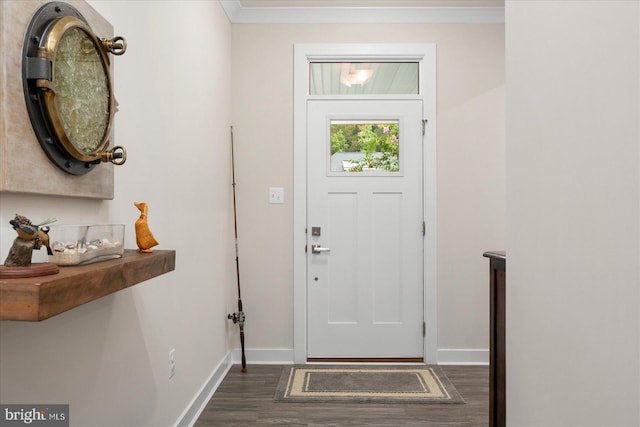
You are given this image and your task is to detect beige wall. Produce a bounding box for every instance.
[0,1,233,425]
[0,5,505,424]
[231,23,505,357]
[506,1,640,425]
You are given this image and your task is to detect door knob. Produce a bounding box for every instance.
[311,245,331,254]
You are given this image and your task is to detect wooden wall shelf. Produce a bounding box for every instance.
[0,249,175,321]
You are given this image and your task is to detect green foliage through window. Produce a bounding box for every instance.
[330,121,399,172]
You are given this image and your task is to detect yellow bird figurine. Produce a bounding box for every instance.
[134,202,158,253]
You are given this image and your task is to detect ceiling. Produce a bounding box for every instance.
[239,1,504,7]
[222,0,505,23]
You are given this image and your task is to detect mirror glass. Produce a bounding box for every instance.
[55,27,110,153]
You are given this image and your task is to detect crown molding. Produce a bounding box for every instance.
[219,0,504,24]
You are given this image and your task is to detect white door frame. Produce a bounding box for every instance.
[293,43,437,364]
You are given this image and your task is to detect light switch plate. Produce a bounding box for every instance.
[269,187,284,204]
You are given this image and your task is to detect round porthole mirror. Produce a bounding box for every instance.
[22,2,127,175]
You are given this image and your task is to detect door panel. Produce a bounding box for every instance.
[371,192,402,324]
[307,99,424,358]
[327,192,358,324]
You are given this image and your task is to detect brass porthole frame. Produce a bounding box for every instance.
[22,2,127,175]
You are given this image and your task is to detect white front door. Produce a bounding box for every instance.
[307,99,424,359]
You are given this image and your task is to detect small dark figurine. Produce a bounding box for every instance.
[4,214,56,267]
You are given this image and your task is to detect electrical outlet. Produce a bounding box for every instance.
[169,348,175,379]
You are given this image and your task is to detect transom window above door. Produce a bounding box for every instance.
[309,62,419,95]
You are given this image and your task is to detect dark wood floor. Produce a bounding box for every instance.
[194,364,489,426]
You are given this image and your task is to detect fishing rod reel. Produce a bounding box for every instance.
[227,311,245,328]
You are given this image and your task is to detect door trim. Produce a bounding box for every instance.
[293,43,437,364]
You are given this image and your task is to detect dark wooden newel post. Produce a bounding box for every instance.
[483,251,506,427]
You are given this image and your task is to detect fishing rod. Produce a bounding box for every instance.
[227,125,247,373]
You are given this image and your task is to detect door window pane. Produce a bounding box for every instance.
[330,120,399,173]
[310,62,419,95]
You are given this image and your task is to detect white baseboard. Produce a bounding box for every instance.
[176,352,233,427]
[229,348,295,365]
[437,348,489,365]
[233,347,488,366]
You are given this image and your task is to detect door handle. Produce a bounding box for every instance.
[311,245,331,254]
